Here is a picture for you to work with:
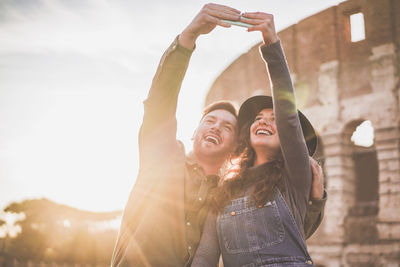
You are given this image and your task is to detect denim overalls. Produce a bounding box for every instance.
[217,189,314,267]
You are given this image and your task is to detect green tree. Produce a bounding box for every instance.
[3,198,120,263]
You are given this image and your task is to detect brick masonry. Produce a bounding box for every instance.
[205,0,400,266]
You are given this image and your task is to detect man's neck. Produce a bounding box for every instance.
[192,153,224,176]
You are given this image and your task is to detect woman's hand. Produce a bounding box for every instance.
[240,12,278,45]
[309,157,325,200]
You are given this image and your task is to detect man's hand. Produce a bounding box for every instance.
[310,157,324,200]
[179,3,241,49]
[240,12,278,46]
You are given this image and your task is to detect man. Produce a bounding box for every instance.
[112,4,326,267]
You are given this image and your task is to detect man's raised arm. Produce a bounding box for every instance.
[139,3,241,166]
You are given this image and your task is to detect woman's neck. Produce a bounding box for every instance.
[254,156,269,166]
[253,148,277,166]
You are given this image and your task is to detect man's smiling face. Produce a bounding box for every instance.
[192,109,237,160]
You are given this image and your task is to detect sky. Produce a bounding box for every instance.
[0,0,350,212]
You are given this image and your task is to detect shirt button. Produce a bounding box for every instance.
[198,197,203,201]
[308,200,313,205]
[231,211,236,216]
[186,221,191,226]
[307,260,313,265]
[188,246,192,250]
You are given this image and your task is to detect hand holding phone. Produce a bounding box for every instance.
[221,19,253,28]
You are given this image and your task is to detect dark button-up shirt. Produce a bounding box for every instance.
[111,36,220,267]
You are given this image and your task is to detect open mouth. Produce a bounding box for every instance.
[204,134,220,145]
[256,128,273,136]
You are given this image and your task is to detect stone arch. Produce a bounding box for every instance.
[342,119,379,244]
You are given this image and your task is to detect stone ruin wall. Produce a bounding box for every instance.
[205,0,400,266]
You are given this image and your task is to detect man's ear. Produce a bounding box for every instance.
[191,129,196,140]
[192,118,202,140]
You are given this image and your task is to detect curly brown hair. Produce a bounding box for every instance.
[213,120,285,210]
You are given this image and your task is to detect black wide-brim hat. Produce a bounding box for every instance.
[237,95,317,156]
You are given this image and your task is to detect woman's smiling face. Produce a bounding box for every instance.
[250,108,280,153]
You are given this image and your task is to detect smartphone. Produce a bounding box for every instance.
[221,19,253,28]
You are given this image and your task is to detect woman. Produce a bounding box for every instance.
[192,12,318,267]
